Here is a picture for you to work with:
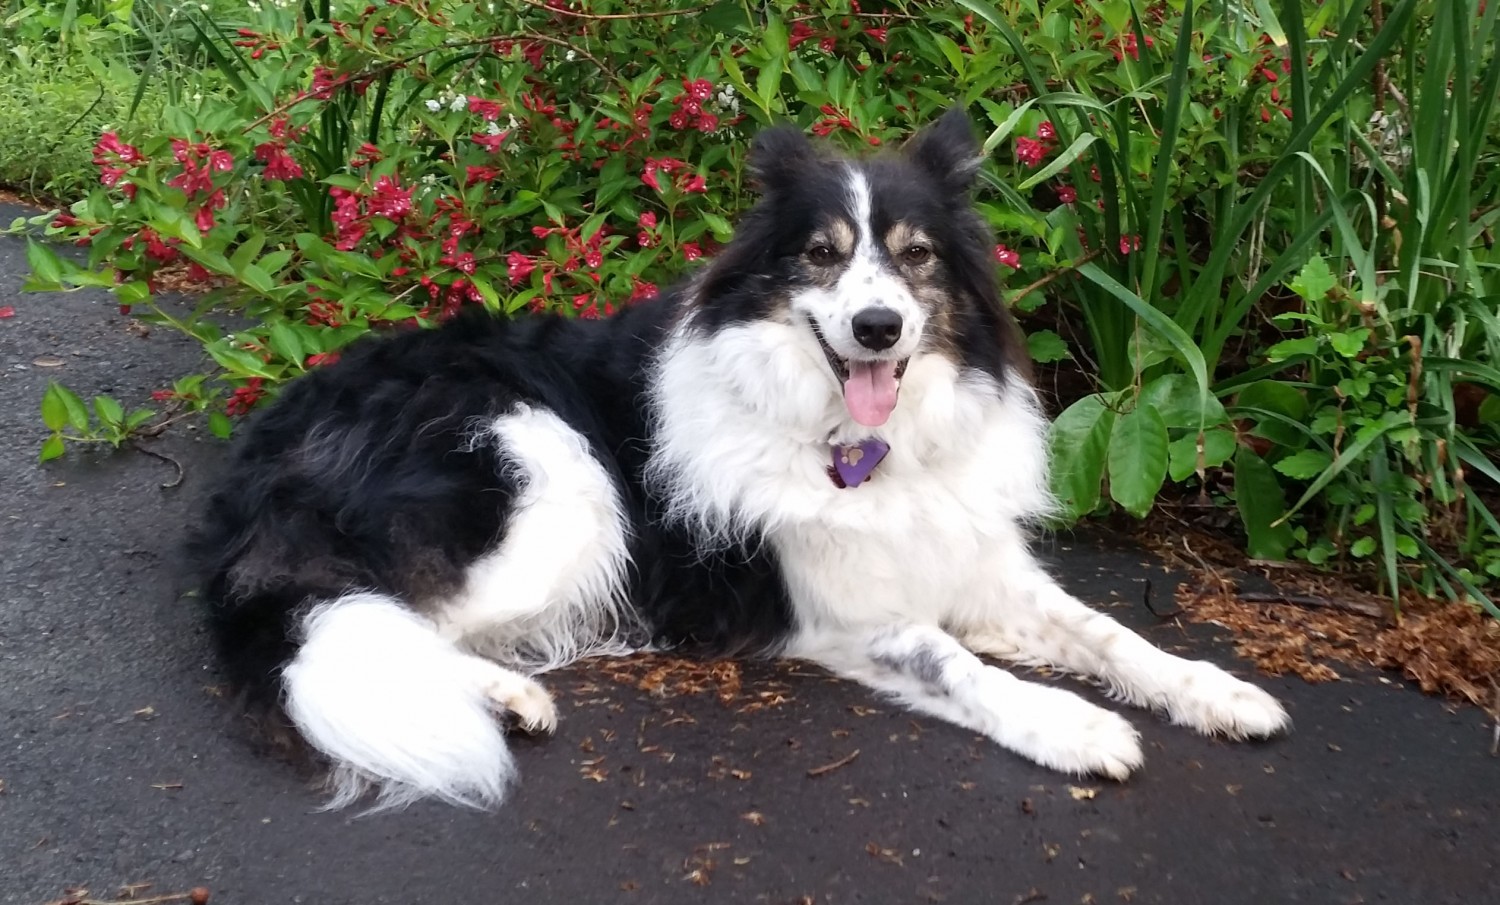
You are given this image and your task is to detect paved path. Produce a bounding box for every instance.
[1,206,1495,904]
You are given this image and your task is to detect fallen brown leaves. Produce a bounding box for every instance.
[1142,518,1499,709]
[587,654,793,713]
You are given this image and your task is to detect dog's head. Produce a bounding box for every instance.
[692,108,1027,429]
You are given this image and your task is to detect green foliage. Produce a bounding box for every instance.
[5,0,1498,611]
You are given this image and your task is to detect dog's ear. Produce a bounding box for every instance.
[746,124,816,192]
[904,107,985,194]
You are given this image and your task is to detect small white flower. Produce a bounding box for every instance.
[425,99,442,112]
[449,95,468,113]
[421,174,438,185]
[507,113,521,130]
[486,120,503,136]
[565,50,577,62]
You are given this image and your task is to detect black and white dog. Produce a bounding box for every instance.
[191,110,1288,811]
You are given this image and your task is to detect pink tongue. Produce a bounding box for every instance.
[843,361,901,426]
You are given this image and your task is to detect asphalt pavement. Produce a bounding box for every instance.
[1,203,1495,904]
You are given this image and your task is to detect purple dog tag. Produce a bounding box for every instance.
[829,438,890,488]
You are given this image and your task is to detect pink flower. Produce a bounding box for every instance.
[680,174,707,193]
[255,142,304,181]
[468,96,503,121]
[1014,136,1047,168]
[1119,235,1142,254]
[584,249,602,269]
[506,251,536,284]
[864,27,888,43]
[681,242,704,262]
[1036,121,1056,141]
[696,112,719,133]
[994,244,1020,268]
[638,211,657,229]
[473,131,508,153]
[368,175,413,220]
[1056,184,1077,204]
[685,78,714,102]
[630,278,658,302]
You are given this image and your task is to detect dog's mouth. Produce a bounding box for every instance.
[812,325,910,428]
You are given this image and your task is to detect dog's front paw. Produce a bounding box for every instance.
[484,673,559,735]
[1167,662,1290,740]
[1010,687,1145,781]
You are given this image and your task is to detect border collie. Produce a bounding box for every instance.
[191,109,1289,811]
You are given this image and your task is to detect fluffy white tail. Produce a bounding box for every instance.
[282,593,523,812]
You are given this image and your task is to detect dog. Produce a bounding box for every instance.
[190,109,1289,811]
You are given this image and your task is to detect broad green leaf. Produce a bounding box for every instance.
[39,434,65,463]
[41,383,69,431]
[1265,336,1321,361]
[267,322,304,365]
[1328,328,1371,358]
[1289,255,1336,303]
[1139,374,1228,430]
[26,238,64,286]
[1234,448,1295,560]
[1026,329,1070,363]
[208,411,233,440]
[1048,393,1116,521]
[1167,427,1237,482]
[1350,536,1377,557]
[1107,403,1168,518]
[46,381,90,431]
[94,395,124,427]
[1233,380,1308,420]
[1272,449,1333,480]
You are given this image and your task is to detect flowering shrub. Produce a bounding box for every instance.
[16,0,1500,608]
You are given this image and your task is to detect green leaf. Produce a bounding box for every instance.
[266,322,304,365]
[1233,380,1308,420]
[26,238,64,286]
[1167,427,1237,482]
[1026,329,1070,363]
[1017,133,1096,191]
[1138,374,1227,430]
[94,395,124,428]
[41,383,69,431]
[46,381,91,431]
[1350,536,1377,557]
[208,411,233,440]
[38,433,65,463]
[1265,336,1321,361]
[1393,535,1419,558]
[1272,449,1333,480]
[1288,255,1337,303]
[1048,393,1116,521]
[1107,403,1169,518]
[1234,448,1295,560]
[1327,328,1371,358]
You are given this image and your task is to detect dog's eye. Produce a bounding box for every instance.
[807,245,838,265]
[900,245,932,265]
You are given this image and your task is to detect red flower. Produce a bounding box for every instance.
[681,242,704,262]
[465,165,502,186]
[697,112,719,133]
[225,378,266,417]
[638,211,658,229]
[368,175,413,220]
[994,244,1020,268]
[195,205,217,233]
[680,174,707,193]
[864,27,888,44]
[1036,121,1056,141]
[305,352,342,368]
[685,78,714,102]
[1056,184,1077,204]
[630,278,658,302]
[506,251,536,284]
[789,22,818,49]
[151,389,177,402]
[1118,235,1142,254]
[819,36,837,53]
[0,306,15,319]
[468,96,504,121]
[1014,136,1047,168]
[255,142,304,181]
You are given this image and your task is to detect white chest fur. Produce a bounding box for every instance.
[647,321,1053,631]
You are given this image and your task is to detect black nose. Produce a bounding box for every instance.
[851,307,903,351]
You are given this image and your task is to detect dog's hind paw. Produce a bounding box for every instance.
[1167,663,1290,740]
[485,673,559,735]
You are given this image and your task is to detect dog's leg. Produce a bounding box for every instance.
[959,548,1289,740]
[433,405,634,671]
[790,623,1145,779]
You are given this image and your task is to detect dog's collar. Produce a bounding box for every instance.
[828,438,890,488]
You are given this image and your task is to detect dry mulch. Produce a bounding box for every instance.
[1139,511,1500,717]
